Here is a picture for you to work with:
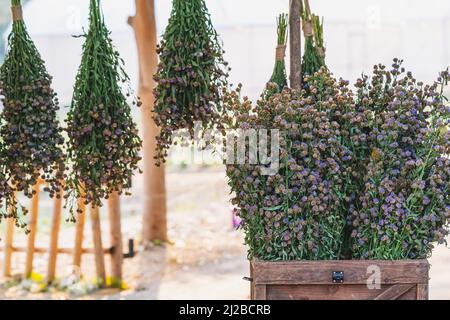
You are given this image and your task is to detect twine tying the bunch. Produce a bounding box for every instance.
[275,45,286,61]
[11,5,23,21]
[302,21,313,37]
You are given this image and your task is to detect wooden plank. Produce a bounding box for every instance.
[108,192,123,282]
[73,192,86,267]
[264,284,417,300]
[251,260,429,285]
[267,284,377,300]
[289,0,302,89]
[90,206,106,287]
[130,0,168,243]
[416,284,429,300]
[25,183,40,278]
[0,246,110,254]
[374,284,416,300]
[2,197,16,277]
[47,188,63,283]
[250,261,254,300]
[254,284,267,300]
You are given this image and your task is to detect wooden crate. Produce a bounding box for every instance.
[250,259,429,300]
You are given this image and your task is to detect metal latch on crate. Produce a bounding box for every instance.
[332,271,344,283]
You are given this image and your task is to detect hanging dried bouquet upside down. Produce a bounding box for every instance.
[153,0,229,165]
[301,0,326,77]
[263,13,289,99]
[65,0,142,216]
[0,0,65,226]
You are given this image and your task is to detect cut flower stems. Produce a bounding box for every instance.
[263,13,288,99]
[301,0,326,78]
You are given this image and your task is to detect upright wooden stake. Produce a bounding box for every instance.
[129,0,168,243]
[25,183,40,278]
[73,191,86,267]
[289,0,302,89]
[47,188,63,283]
[3,193,16,277]
[108,192,123,282]
[90,206,106,287]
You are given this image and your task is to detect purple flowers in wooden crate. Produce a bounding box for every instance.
[225,59,450,261]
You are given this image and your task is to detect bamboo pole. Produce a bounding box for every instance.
[129,0,168,243]
[3,193,16,277]
[107,192,123,282]
[0,246,111,255]
[90,206,106,287]
[73,192,86,267]
[25,183,40,278]
[289,0,302,89]
[47,188,63,283]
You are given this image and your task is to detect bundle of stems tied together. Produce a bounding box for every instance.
[0,0,66,230]
[152,0,230,166]
[301,0,326,78]
[65,0,142,219]
[264,13,288,99]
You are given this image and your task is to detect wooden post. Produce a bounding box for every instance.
[108,192,123,282]
[3,193,16,277]
[47,188,63,283]
[289,0,302,89]
[73,192,86,267]
[129,0,168,243]
[417,284,429,300]
[90,206,106,287]
[25,183,40,278]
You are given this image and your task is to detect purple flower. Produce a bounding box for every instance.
[231,209,242,229]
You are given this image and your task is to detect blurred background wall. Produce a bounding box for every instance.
[1,0,450,105]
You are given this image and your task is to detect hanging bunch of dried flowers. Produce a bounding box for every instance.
[263,13,289,99]
[0,0,66,227]
[65,0,142,217]
[153,0,230,166]
[301,0,326,78]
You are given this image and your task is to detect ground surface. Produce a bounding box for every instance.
[0,167,449,300]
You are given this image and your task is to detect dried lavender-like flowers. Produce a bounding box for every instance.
[224,69,368,260]
[349,60,450,259]
[0,0,65,226]
[153,0,229,165]
[65,0,142,215]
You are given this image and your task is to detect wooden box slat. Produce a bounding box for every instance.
[265,284,417,300]
[250,259,429,300]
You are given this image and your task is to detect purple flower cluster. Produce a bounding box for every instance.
[153,0,229,166]
[0,16,65,227]
[224,69,368,260]
[349,60,450,259]
[225,60,450,261]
